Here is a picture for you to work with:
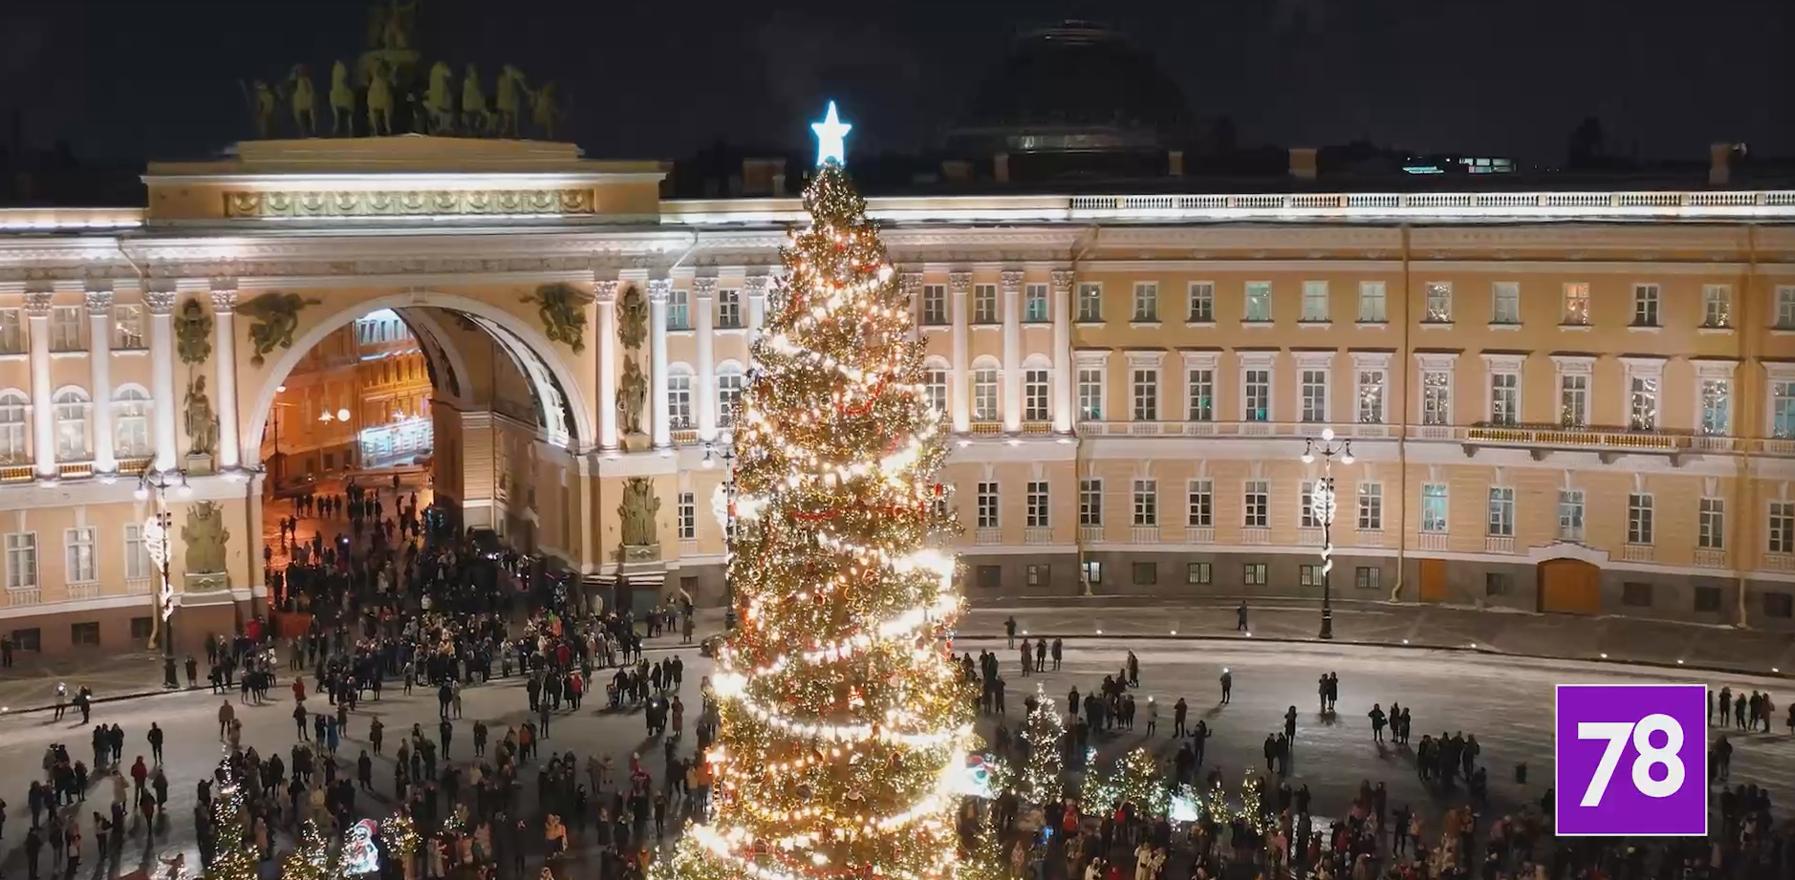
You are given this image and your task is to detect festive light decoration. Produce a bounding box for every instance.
[1016,688,1065,806]
[341,819,382,876]
[380,812,422,869]
[282,820,339,880]
[659,120,972,880]
[206,759,260,880]
[1084,748,1169,818]
[810,102,854,167]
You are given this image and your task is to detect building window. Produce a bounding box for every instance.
[924,369,948,416]
[1700,379,1730,435]
[1187,282,1214,322]
[1025,481,1049,528]
[676,492,696,540]
[1079,479,1102,526]
[1424,282,1452,323]
[1299,564,1321,586]
[1132,479,1157,526]
[1627,493,1654,544]
[1132,282,1158,322]
[1076,283,1102,322]
[1187,480,1213,527]
[973,284,999,324]
[716,368,744,427]
[1770,501,1795,554]
[1622,582,1653,607]
[1631,283,1660,327]
[1358,281,1386,323]
[1300,281,1329,322]
[53,388,90,460]
[1487,487,1515,537]
[1558,490,1585,541]
[1024,283,1049,322]
[70,622,100,646]
[1355,567,1381,590]
[1131,562,1158,586]
[1243,563,1268,586]
[1421,484,1448,533]
[113,304,145,349]
[976,482,999,529]
[667,371,693,430]
[1485,573,1511,597]
[1491,282,1520,325]
[1131,368,1158,421]
[5,532,37,589]
[1186,368,1214,422]
[1077,367,1104,420]
[1422,370,1452,426]
[8,627,38,651]
[1702,284,1731,328]
[975,565,1001,589]
[1562,283,1590,325]
[1300,481,1320,528]
[110,387,151,457]
[1187,562,1212,585]
[717,289,743,329]
[1023,369,1050,421]
[667,289,690,331]
[921,284,948,325]
[1243,480,1268,528]
[1300,369,1328,423]
[1081,559,1103,587]
[1774,381,1795,438]
[1025,563,1049,587]
[1776,285,1795,329]
[1489,372,1518,426]
[50,306,83,351]
[1243,368,1270,422]
[1765,592,1794,619]
[64,527,96,584]
[1693,586,1722,613]
[1244,282,1272,323]
[1629,375,1658,431]
[972,368,999,421]
[130,617,154,640]
[1560,374,1588,428]
[1699,498,1725,550]
[0,309,23,354]
[1357,368,1386,424]
[1358,483,1383,530]
[124,524,151,580]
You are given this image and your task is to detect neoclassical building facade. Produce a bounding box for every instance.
[2,136,1795,653]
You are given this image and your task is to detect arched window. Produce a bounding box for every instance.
[922,357,951,417]
[1023,355,1053,422]
[716,362,745,428]
[667,364,694,430]
[53,387,91,460]
[970,357,1000,422]
[0,391,27,463]
[112,385,153,457]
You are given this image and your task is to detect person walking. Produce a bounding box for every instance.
[1235,602,1249,632]
[1219,669,1233,704]
[1050,638,1063,671]
[147,723,164,765]
[217,700,235,741]
[1368,703,1388,743]
[1004,616,1016,649]
[1284,706,1298,744]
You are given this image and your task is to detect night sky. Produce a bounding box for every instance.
[3,0,1792,165]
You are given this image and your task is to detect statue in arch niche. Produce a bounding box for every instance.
[618,477,660,559]
[616,285,647,350]
[520,283,592,352]
[618,357,647,437]
[237,292,322,365]
[184,375,218,461]
[182,501,230,589]
[175,298,212,365]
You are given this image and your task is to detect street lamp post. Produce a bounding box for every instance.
[136,469,191,687]
[1301,427,1354,641]
[703,440,739,631]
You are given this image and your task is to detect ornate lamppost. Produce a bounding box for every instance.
[704,440,739,630]
[1300,427,1354,640]
[136,468,193,687]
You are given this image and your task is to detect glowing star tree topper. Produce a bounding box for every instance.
[810,100,853,167]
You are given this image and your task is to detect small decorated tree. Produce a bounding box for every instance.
[1085,748,1169,817]
[1016,690,1065,806]
[280,820,338,880]
[204,761,260,880]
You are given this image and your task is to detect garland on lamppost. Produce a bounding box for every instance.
[1300,428,1353,640]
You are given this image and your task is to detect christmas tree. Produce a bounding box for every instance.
[1015,690,1065,806]
[1085,748,1168,818]
[280,820,338,880]
[205,760,260,880]
[662,102,973,880]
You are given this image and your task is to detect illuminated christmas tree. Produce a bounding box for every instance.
[205,760,260,880]
[1085,748,1169,818]
[280,820,338,880]
[661,102,973,880]
[1016,691,1065,806]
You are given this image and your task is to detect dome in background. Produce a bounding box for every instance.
[949,21,1191,156]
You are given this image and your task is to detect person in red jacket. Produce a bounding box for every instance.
[292,677,307,702]
[129,756,148,797]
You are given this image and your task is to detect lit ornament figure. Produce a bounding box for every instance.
[810,101,853,167]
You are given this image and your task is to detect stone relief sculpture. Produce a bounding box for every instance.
[174,298,213,365]
[618,477,661,548]
[366,59,396,136]
[237,292,322,365]
[184,376,218,458]
[182,501,230,576]
[618,357,647,436]
[616,284,648,350]
[423,61,455,134]
[495,65,530,138]
[520,282,593,352]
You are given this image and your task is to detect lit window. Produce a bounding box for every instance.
[1627,493,1655,544]
[5,532,37,589]
[1132,479,1157,526]
[1699,498,1725,550]
[1562,283,1590,325]
[1131,368,1158,421]
[1078,479,1103,526]
[921,285,948,325]
[1132,283,1158,322]
[972,368,999,421]
[1560,374,1588,428]
[1187,282,1214,322]
[1702,285,1731,329]
[1244,282,1272,322]
[54,388,90,460]
[1421,484,1448,533]
[1186,480,1212,527]
[112,387,152,456]
[64,527,96,584]
[1422,370,1451,426]
[1424,282,1452,323]
[1558,490,1585,541]
[1024,284,1049,323]
[677,492,696,540]
[1700,379,1730,436]
[1076,283,1102,322]
[1357,368,1385,424]
[973,284,999,324]
[1243,563,1268,586]
[1358,282,1386,323]
[1487,487,1515,537]
[113,304,145,349]
[1631,283,1660,327]
[1491,282,1520,325]
[1243,480,1268,528]
[1357,483,1382,531]
[1300,281,1329,322]
[1186,369,1214,422]
[1629,375,1658,431]
[923,368,948,416]
[717,289,743,329]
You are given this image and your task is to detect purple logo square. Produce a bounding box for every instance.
[1555,684,1707,836]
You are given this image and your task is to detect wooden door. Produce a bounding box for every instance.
[1418,558,1448,603]
[1538,558,1601,614]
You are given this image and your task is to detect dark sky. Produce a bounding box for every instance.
[3,0,1792,165]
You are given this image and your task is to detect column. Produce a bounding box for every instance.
[899,272,922,342]
[86,289,116,473]
[949,271,971,433]
[146,290,179,472]
[744,275,769,354]
[1051,270,1074,433]
[24,290,55,478]
[694,277,718,443]
[648,278,672,449]
[594,280,619,450]
[211,285,241,470]
[1001,269,1023,432]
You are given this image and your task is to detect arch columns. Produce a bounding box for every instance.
[211,285,242,471]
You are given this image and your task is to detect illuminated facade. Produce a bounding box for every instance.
[2,136,1794,653]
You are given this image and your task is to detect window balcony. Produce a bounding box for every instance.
[669,429,700,447]
[1078,525,1104,543]
[1757,438,1795,457]
[115,456,153,474]
[1023,527,1053,545]
[1130,526,1160,544]
[1485,535,1516,554]
[57,461,93,480]
[1355,529,1385,547]
[1417,532,1448,551]
[1297,526,1322,545]
[1462,422,1692,463]
[67,582,100,601]
[6,587,41,607]
[1241,527,1270,545]
[0,465,34,484]
[974,527,1002,545]
[1020,421,1054,435]
[1188,526,1216,544]
[1693,548,1728,569]
[969,421,1004,437]
[125,577,153,594]
[1764,553,1795,573]
[1621,543,1655,563]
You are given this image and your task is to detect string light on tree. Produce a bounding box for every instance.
[658,102,973,880]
